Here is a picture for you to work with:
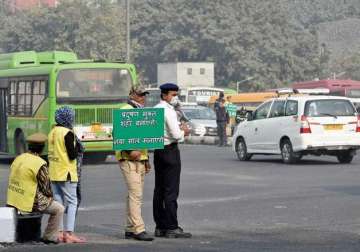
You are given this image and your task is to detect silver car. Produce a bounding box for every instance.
[181,105,217,137]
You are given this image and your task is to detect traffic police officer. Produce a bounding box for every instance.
[115,85,154,241]
[153,83,192,238]
[7,133,65,244]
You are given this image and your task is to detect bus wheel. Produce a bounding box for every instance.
[83,153,108,164]
[15,131,26,155]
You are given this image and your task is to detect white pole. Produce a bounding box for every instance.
[126,0,130,62]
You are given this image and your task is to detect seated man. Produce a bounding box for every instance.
[7,133,65,244]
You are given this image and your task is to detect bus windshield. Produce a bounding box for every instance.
[56,68,132,100]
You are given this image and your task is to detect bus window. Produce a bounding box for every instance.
[8,78,47,116]
[57,69,132,100]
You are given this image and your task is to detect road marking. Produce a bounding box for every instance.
[274,205,288,209]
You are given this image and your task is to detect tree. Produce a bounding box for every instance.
[131,0,322,89]
[0,0,127,60]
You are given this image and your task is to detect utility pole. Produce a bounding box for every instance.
[236,76,255,93]
[126,0,130,62]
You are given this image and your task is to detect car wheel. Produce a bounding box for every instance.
[281,139,300,164]
[236,138,252,161]
[337,151,354,164]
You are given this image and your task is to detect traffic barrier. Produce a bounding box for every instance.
[0,207,16,243]
[184,136,232,146]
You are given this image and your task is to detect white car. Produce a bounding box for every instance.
[232,95,360,163]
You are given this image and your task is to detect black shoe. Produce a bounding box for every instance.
[165,227,192,238]
[133,232,154,241]
[40,238,59,245]
[125,232,134,239]
[154,228,166,237]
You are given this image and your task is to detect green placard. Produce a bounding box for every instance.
[113,108,164,150]
[226,103,237,117]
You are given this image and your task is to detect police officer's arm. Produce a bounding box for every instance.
[166,108,184,140]
[64,131,78,160]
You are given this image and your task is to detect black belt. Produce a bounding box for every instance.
[164,142,178,149]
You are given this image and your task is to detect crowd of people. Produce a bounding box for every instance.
[6,82,192,244]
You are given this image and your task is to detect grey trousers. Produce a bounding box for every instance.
[217,122,227,146]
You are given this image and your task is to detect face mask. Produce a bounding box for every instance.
[169,96,180,106]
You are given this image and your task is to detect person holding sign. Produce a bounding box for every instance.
[7,133,65,244]
[153,83,192,238]
[115,86,154,241]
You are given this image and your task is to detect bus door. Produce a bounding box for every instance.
[0,87,7,152]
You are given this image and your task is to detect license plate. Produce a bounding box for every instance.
[323,124,343,130]
[91,123,103,132]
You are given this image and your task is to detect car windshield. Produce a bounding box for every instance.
[182,107,216,120]
[304,99,356,117]
[56,68,132,100]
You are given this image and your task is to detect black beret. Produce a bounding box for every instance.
[159,83,179,92]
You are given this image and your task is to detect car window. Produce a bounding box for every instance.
[285,100,298,116]
[253,101,272,120]
[182,107,216,120]
[269,101,286,118]
[353,102,360,113]
[304,99,356,117]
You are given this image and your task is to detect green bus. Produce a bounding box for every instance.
[0,51,137,162]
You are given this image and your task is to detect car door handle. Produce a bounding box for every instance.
[255,128,258,132]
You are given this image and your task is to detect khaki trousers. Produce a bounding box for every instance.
[42,200,65,241]
[119,160,146,234]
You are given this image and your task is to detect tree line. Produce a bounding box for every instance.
[0,0,359,91]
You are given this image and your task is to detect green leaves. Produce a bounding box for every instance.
[0,0,127,60]
[131,0,323,88]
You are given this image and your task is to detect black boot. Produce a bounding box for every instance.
[133,232,154,241]
[165,227,192,238]
[154,228,166,237]
[125,232,134,239]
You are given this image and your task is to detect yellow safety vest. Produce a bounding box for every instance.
[48,126,78,182]
[115,104,149,161]
[7,153,47,212]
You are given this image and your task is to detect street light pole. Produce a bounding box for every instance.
[236,77,255,93]
[126,0,130,62]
